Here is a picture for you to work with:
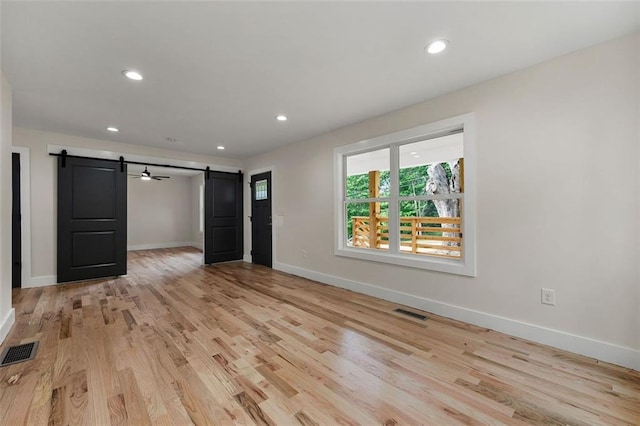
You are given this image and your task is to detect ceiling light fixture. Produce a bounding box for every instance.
[425,39,448,55]
[140,168,151,181]
[276,115,287,122]
[217,146,225,150]
[122,70,143,81]
[107,127,119,132]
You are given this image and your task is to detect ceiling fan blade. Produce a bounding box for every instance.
[152,177,163,180]
[154,176,171,179]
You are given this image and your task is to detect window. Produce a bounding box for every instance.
[255,179,268,200]
[334,114,476,276]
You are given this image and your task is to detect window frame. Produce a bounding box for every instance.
[334,113,476,276]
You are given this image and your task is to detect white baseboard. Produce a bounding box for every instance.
[23,275,57,289]
[127,242,195,251]
[273,261,640,371]
[0,308,15,345]
[243,254,252,263]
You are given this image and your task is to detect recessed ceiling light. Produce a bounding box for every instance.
[107,127,119,132]
[425,39,448,55]
[217,146,225,150]
[410,151,417,155]
[122,70,143,81]
[276,115,288,122]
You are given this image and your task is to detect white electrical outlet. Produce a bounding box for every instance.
[541,288,556,306]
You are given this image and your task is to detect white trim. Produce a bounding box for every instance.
[0,308,15,344]
[127,242,195,251]
[11,146,31,289]
[47,144,242,174]
[334,113,476,276]
[273,261,640,371]
[23,275,57,288]
[246,166,277,265]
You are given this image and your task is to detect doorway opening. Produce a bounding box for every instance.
[12,153,21,288]
[126,164,204,257]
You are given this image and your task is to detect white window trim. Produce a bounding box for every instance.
[334,113,476,276]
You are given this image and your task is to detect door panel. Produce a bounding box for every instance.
[251,171,272,267]
[12,153,21,288]
[58,157,127,283]
[204,171,243,263]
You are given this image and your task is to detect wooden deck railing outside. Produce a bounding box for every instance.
[352,216,462,259]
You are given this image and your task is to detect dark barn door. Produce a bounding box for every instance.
[57,157,127,283]
[12,153,21,288]
[204,171,243,264]
[250,171,272,267]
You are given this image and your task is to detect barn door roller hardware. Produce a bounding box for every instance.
[49,150,240,178]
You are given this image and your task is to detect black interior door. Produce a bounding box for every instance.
[204,171,243,264]
[12,153,21,288]
[57,157,127,283]
[251,172,272,267]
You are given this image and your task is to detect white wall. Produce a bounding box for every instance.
[127,175,193,250]
[190,174,204,250]
[12,127,241,285]
[0,71,15,343]
[243,34,640,368]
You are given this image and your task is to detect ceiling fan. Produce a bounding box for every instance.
[128,167,171,181]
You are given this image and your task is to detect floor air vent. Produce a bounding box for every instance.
[394,308,427,321]
[0,342,39,367]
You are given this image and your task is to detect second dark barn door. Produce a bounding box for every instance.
[204,171,243,264]
[57,157,127,283]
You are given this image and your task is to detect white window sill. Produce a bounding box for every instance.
[335,246,476,276]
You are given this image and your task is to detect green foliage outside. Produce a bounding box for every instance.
[345,163,452,239]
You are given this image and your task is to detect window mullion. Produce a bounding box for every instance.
[388,144,400,254]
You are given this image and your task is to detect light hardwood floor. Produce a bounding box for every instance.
[1,247,638,425]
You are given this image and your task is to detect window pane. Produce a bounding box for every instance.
[399,200,462,259]
[255,179,268,200]
[399,133,463,198]
[346,202,389,250]
[345,148,390,199]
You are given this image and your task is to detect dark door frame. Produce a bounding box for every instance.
[12,153,21,288]
[11,147,31,288]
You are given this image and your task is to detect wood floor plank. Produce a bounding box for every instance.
[0,247,637,425]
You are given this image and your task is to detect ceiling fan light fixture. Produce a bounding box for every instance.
[140,167,151,180]
[276,115,287,122]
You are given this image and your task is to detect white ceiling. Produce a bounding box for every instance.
[2,2,638,158]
